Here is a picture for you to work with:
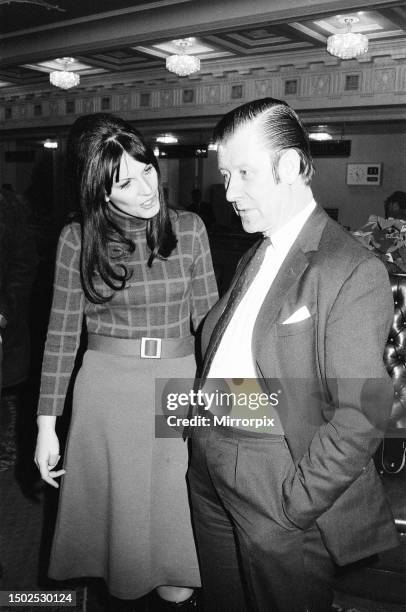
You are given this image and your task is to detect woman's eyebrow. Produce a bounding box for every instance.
[116,175,135,182]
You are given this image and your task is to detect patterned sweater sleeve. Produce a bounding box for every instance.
[37,223,85,416]
[190,215,218,331]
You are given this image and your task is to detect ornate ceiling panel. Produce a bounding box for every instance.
[0,0,405,91]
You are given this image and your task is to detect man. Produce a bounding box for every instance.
[187,98,399,612]
[0,187,37,390]
[384,190,406,219]
[0,188,37,482]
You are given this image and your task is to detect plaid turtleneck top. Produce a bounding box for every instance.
[38,209,218,416]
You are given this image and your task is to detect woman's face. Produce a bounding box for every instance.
[108,151,160,219]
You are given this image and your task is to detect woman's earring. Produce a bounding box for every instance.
[105,195,110,203]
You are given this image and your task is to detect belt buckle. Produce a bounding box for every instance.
[140,337,162,359]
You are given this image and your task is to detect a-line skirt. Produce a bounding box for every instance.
[48,347,200,599]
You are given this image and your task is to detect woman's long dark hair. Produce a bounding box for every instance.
[67,113,177,304]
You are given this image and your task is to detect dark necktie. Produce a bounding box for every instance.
[202,235,272,379]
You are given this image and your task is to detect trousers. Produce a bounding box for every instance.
[188,427,335,612]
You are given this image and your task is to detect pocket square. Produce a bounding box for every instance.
[282,306,311,324]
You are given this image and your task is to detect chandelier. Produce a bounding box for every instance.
[166,38,200,77]
[327,17,368,60]
[49,57,80,90]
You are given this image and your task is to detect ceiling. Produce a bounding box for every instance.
[1,0,406,90]
[0,0,157,33]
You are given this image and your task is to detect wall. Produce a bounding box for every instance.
[312,131,406,230]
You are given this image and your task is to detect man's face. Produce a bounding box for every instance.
[217,123,286,234]
[386,200,400,218]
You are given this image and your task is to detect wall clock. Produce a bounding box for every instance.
[346,163,382,185]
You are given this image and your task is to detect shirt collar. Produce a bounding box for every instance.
[267,199,316,253]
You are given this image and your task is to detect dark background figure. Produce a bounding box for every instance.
[189,188,214,229]
[0,220,3,585]
[384,191,406,219]
[0,186,38,475]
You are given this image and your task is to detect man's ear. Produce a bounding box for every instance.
[277,149,301,185]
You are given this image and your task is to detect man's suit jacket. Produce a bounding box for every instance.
[200,205,399,565]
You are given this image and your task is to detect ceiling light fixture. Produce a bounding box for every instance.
[327,16,368,60]
[166,38,200,77]
[156,134,178,144]
[309,132,332,141]
[49,57,80,90]
[43,139,58,149]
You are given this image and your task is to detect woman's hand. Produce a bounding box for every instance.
[34,416,66,488]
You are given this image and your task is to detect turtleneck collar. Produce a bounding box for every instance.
[108,204,150,233]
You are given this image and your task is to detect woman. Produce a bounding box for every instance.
[35,113,218,610]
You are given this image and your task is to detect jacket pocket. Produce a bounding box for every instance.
[235,436,300,532]
[275,315,315,336]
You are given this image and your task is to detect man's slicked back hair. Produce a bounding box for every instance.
[213,97,314,185]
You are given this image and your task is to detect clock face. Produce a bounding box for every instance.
[347,165,365,183]
[346,163,382,185]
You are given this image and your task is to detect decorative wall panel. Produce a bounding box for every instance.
[1,59,406,129]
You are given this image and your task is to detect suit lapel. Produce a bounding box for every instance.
[252,247,309,346]
[252,205,328,353]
